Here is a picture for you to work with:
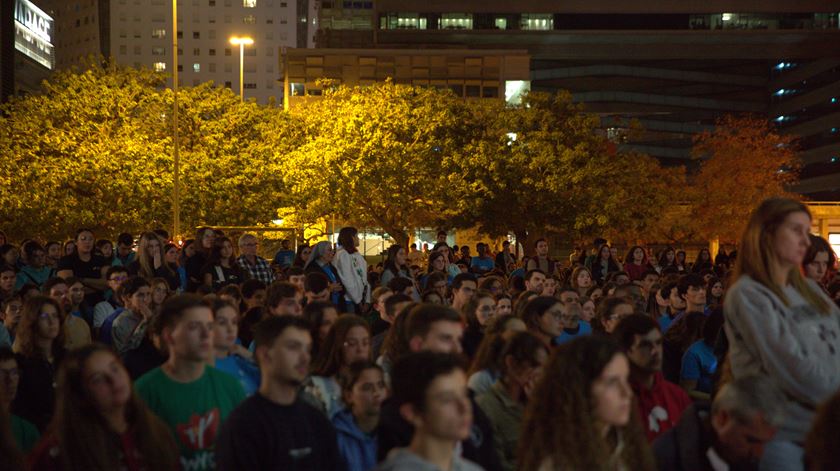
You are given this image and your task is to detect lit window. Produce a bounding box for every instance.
[520,13,552,31]
[153,62,166,72]
[439,13,472,30]
[243,0,256,6]
[152,47,166,55]
[193,63,201,72]
[505,80,530,105]
[151,28,166,38]
[495,18,507,30]
[244,15,256,24]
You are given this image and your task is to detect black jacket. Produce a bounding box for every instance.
[653,402,719,471]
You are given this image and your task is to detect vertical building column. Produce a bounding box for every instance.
[820,218,830,240]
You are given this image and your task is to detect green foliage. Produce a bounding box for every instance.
[282,81,470,246]
[0,62,300,240]
[445,91,679,247]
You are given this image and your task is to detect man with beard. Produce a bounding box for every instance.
[43,277,91,350]
[653,375,783,471]
[216,315,341,470]
[614,314,691,442]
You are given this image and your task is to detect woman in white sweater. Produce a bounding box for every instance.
[334,227,371,314]
[724,198,840,471]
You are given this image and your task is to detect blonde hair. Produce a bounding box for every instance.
[733,198,830,314]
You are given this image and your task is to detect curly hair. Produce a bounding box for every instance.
[313,315,370,377]
[13,295,65,358]
[518,336,655,471]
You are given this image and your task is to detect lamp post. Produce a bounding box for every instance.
[172,0,180,240]
[229,36,254,102]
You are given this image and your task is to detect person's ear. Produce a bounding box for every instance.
[711,409,729,432]
[399,403,423,429]
[409,336,424,353]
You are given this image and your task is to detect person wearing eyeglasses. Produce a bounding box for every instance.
[10,296,65,432]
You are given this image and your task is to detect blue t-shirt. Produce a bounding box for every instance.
[554,321,592,345]
[470,256,495,273]
[680,340,718,394]
[273,250,295,268]
[215,355,261,396]
[666,306,712,331]
[659,313,676,332]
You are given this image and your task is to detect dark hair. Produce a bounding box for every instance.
[292,244,311,268]
[241,279,267,299]
[383,244,407,277]
[207,236,236,268]
[613,314,660,351]
[116,276,151,304]
[313,315,370,377]
[381,302,417,364]
[337,227,359,254]
[664,311,707,355]
[117,233,134,246]
[520,296,560,331]
[391,352,465,411]
[462,289,495,332]
[519,336,654,470]
[105,265,129,280]
[386,277,413,295]
[22,240,44,260]
[533,238,547,249]
[806,388,840,471]
[677,273,705,299]
[424,271,447,289]
[451,273,477,290]
[16,295,65,358]
[304,272,329,294]
[286,266,305,278]
[623,245,648,265]
[405,303,462,341]
[253,315,312,351]
[211,298,239,319]
[302,301,335,357]
[265,281,299,308]
[524,269,545,283]
[501,331,548,376]
[339,360,384,393]
[385,293,413,319]
[804,234,836,274]
[427,251,446,273]
[157,294,210,333]
[0,347,15,363]
[41,277,68,294]
[75,228,94,241]
[702,308,724,345]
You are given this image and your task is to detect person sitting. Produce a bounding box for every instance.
[333,361,388,471]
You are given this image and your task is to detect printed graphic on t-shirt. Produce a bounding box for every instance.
[647,406,669,433]
[176,409,220,471]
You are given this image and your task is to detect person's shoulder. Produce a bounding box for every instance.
[207,364,247,390]
[134,367,165,391]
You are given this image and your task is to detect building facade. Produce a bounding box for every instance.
[1,0,55,102]
[312,1,840,198]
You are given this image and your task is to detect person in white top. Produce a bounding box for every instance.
[334,227,370,314]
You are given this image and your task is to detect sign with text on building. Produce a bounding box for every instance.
[14,0,54,70]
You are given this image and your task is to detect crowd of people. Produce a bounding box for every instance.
[1,197,840,470]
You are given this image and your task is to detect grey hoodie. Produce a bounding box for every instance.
[375,448,485,471]
[724,275,840,441]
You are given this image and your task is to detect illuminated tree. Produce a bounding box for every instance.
[445,91,678,249]
[689,114,800,243]
[281,81,470,247]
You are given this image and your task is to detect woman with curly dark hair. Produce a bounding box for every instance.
[518,336,655,471]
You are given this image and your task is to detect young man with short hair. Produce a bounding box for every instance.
[136,294,246,471]
[614,314,691,442]
[372,293,412,358]
[378,304,501,471]
[113,232,136,267]
[92,266,128,331]
[286,267,306,292]
[665,274,708,331]
[639,269,660,300]
[237,234,275,285]
[495,240,515,273]
[304,272,331,305]
[0,265,16,305]
[216,315,341,470]
[450,273,477,313]
[241,281,303,350]
[526,238,555,275]
[470,243,495,276]
[376,352,482,471]
[523,269,546,295]
[241,279,267,311]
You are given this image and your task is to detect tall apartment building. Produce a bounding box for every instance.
[1,0,55,102]
[312,1,840,198]
[46,0,302,104]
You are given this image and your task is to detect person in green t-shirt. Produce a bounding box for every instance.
[0,347,39,453]
[136,294,245,471]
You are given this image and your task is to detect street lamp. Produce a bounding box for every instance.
[229,36,254,102]
[172,0,180,240]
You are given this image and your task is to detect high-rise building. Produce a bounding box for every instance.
[46,0,302,104]
[1,0,55,102]
[312,1,840,198]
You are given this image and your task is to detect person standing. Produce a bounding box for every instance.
[724,198,840,471]
[334,227,370,314]
[237,234,275,285]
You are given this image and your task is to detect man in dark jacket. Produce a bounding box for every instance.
[652,375,784,471]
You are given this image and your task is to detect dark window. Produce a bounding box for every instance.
[466,85,481,97]
[482,86,499,98]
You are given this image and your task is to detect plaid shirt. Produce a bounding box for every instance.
[236,255,275,284]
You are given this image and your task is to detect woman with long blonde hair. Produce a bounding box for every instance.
[724,197,840,471]
[518,336,655,470]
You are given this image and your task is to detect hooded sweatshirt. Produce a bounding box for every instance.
[375,448,484,471]
[332,408,378,471]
